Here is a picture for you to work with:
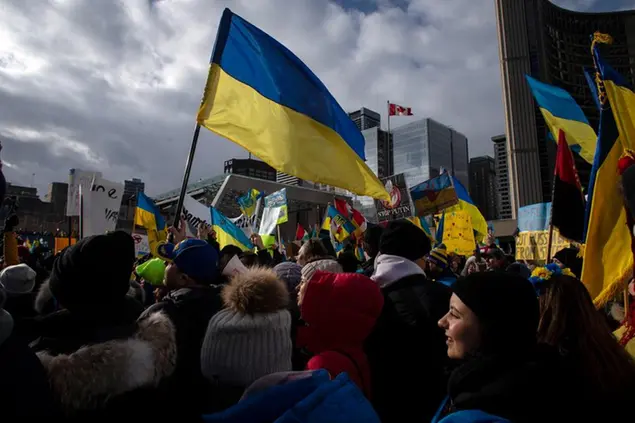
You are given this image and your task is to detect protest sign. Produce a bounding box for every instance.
[374,174,413,223]
[81,177,124,238]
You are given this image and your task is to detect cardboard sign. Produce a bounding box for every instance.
[515,229,569,261]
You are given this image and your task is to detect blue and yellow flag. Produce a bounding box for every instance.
[526,75,597,164]
[321,205,357,243]
[445,176,488,240]
[237,188,261,218]
[581,33,634,305]
[197,9,388,201]
[135,192,166,232]
[211,207,254,251]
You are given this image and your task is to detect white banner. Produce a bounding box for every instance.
[81,177,124,238]
[182,195,212,238]
[67,169,102,216]
[132,233,150,256]
[258,189,288,235]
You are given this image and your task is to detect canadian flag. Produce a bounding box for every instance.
[389,103,413,116]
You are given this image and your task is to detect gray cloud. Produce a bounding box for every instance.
[0,0,624,196]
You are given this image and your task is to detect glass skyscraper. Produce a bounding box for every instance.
[392,118,469,190]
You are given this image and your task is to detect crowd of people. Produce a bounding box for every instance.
[1,199,635,422]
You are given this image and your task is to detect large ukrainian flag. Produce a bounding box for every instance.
[197,9,388,201]
[582,34,634,305]
[525,75,597,164]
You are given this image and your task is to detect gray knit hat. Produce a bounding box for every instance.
[201,267,292,388]
[301,258,343,282]
[274,262,302,294]
[0,264,36,295]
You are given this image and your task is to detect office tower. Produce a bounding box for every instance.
[392,118,469,190]
[362,127,394,179]
[469,156,497,221]
[492,134,512,219]
[348,107,381,131]
[495,0,635,216]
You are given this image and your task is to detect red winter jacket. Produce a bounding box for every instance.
[296,271,383,398]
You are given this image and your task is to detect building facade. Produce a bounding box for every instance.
[362,126,394,179]
[392,118,469,190]
[495,0,635,216]
[348,107,381,131]
[223,158,277,182]
[6,183,67,233]
[469,156,497,221]
[492,134,513,219]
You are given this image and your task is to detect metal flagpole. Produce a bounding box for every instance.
[173,124,202,229]
[387,100,391,135]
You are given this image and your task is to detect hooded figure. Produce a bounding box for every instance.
[30,231,144,355]
[296,271,383,398]
[201,267,292,412]
[366,220,451,423]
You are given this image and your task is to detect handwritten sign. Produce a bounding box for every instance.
[515,229,570,261]
[441,210,476,256]
[410,173,459,217]
[81,177,124,238]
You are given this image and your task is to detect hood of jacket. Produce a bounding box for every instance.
[297,271,383,353]
[37,310,176,413]
[371,254,425,289]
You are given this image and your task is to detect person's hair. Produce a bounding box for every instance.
[298,239,329,262]
[363,225,383,259]
[337,251,359,273]
[286,242,300,259]
[538,275,635,393]
[218,245,244,271]
[240,252,259,268]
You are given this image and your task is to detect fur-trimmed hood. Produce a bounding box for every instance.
[222,267,289,314]
[37,311,176,413]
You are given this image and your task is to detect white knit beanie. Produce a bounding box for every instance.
[200,267,292,388]
[301,258,343,282]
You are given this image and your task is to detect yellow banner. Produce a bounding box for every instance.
[515,230,569,261]
[442,210,476,256]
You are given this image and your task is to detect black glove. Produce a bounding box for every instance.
[4,214,18,232]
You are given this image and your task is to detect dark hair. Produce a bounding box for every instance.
[538,275,635,393]
[240,252,259,268]
[363,225,383,259]
[337,252,359,273]
[298,239,329,262]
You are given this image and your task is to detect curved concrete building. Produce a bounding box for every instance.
[495,0,635,217]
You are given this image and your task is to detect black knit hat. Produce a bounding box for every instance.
[363,224,383,258]
[452,271,539,353]
[49,231,136,312]
[379,220,431,262]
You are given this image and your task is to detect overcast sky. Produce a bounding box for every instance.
[0,0,631,197]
